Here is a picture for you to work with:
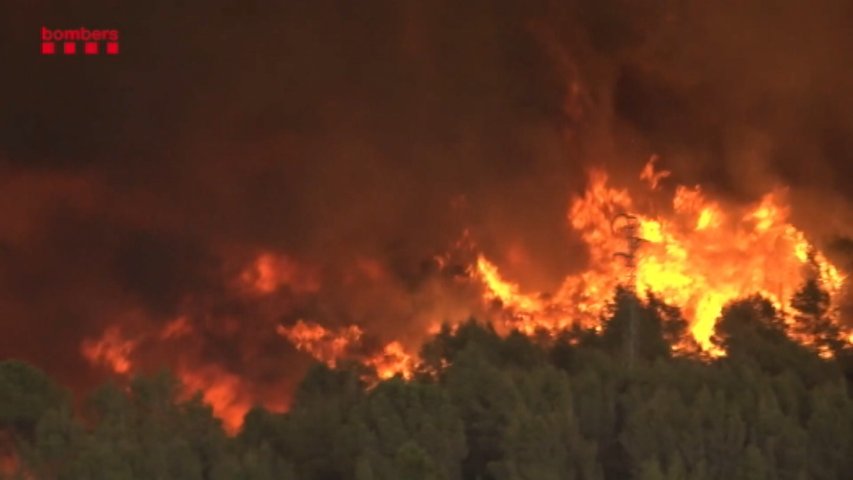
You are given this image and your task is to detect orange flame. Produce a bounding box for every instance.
[81,326,136,374]
[477,256,546,315]
[276,320,417,379]
[276,320,363,367]
[366,341,415,380]
[76,162,849,434]
[640,154,671,189]
[81,319,281,433]
[176,365,266,434]
[240,253,321,295]
[160,315,193,340]
[475,159,848,354]
[0,431,30,479]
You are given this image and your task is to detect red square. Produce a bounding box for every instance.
[41,42,55,54]
[84,42,98,55]
[63,42,76,54]
[106,42,119,55]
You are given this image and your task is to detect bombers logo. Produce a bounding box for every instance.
[41,27,120,55]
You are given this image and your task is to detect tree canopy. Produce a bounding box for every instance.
[1,280,851,479]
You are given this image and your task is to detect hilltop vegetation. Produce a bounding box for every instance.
[1,281,852,480]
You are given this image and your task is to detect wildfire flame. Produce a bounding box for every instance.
[175,365,263,434]
[276,320,415,380]
[278,157,849,371]
[366,341,415,380]
[160,316,193,340]
[476,157,848,353]
[80,326,136,374]
[276,320,363,367]
[77,158,849,433]
[240,253,321,295]
[80,318,270,433]
[640,154,671,189]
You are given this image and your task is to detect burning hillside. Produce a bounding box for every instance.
[477,157,847,353]
[76,157,850,430]
[273,157,849,367]
[3,0,853,436]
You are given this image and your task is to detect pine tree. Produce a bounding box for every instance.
[790,277,844,357]
[0,361,67,438]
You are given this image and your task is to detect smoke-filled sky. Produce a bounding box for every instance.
[2,0,852,404]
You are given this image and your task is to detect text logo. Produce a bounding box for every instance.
[41,27,120,55]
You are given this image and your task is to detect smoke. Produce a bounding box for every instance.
[1,0,851,408]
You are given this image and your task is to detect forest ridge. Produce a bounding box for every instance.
[1,277,851,480]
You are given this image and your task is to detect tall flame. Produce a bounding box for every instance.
[476,157,848,353]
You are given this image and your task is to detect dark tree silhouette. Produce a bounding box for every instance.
[2,289,852,480]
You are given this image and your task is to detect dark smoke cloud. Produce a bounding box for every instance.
[1,0,851,399]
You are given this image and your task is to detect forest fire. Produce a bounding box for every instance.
[269,158,848,383]
[5,2,853,477]
[73,158,850,431]
[476,158,847,354]
[79,317,269,431]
